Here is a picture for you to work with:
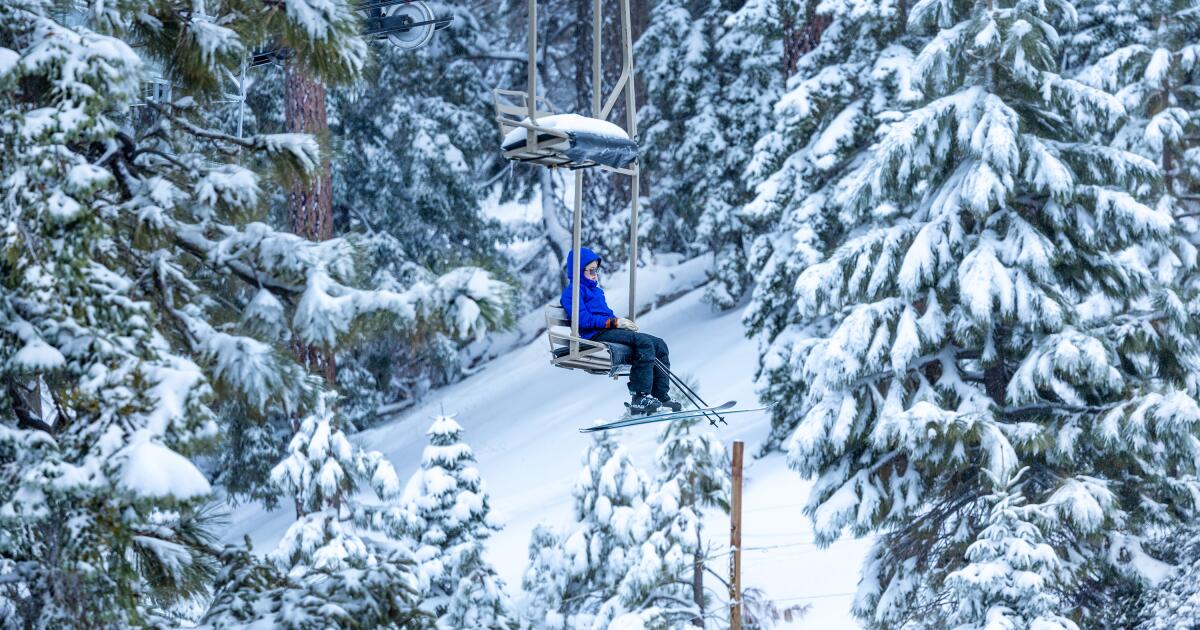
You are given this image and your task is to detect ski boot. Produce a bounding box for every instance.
[627,393,661,416]
[656,397,683,413]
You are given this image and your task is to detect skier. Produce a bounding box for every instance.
[561,247,682,415]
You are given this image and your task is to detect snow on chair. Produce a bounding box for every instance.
[544,305,631,377]
[494,92,638,171]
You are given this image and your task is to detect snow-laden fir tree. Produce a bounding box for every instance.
[742,0,920,449]
[943,469,1078,629]
[0,0,509,624]
[522,431,698,629]
[1072,0,1200,299]
[638,0,780,308]
[1132,522,1200,629]
[653,417,730,626]
[326,8,518,429]
[203,539,431,630]
[203,393,435,628]
[397,415,513,629]
[749,0,1200,625]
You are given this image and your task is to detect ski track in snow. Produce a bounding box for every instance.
[225,285,866,628]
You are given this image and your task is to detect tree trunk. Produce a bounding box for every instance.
[284,63,337,387]
[984,359,1006,407]
[783,3,831,79]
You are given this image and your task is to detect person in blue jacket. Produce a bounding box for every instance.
[561,247,681,415]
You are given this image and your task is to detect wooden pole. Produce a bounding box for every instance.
[730,440,744,630]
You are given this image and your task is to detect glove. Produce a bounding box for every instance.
[617,318,639,331]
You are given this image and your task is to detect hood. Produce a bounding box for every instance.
[564,247,602,284]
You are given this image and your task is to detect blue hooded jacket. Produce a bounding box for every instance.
[560,247,617,339]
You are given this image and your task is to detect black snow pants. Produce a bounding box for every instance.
[591,329,671,400]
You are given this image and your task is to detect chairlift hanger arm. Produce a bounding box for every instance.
[248,1,448,67]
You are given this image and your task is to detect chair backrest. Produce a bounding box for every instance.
[544,304,569,346]
[494,89,557,138]
[544,304,571,327]
[544,304,580,356]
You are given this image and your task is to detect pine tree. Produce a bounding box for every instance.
[202,538,433,629]
[201,392,434,628]
[748,0,1200,625]
[400,415,513,629]
[1132,522,1200,629]
[741,0,920,449]
[653,418,730,625]
[522,432,698,628]
[1071,0,1200,300]
[943,470,1077,630]
[332,15,508,273]
[0,0,510,624]
[638,0,781,308]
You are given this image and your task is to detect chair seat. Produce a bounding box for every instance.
[552,341,633,366]
[544,304,632,377]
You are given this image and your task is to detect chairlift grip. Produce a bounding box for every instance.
[363,15,452,38]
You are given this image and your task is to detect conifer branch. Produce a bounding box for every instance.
[171,227,304,297]
[1002,402,1122,417]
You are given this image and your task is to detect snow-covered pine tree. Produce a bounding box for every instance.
[1131,522,1200,629]
[638,0,780,308]
[741,0,920,450]
[203,539,432,630]
[333,10,508,271]
[1071,0,1200,299]
[398,415,513,628]
[749,0,1200,625]
[943,469,1078,629]
[522,431,697,628]
[204,391,437,628]
[223,13,514,431]
[653,417,730,625]
[324,8,519,429]
[0,0,509,624]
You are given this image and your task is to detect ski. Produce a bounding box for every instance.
[579,403,773,433]
[580,401,775,433]
[579,401,735,433]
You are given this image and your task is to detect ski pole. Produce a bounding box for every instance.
[655,358,726,426]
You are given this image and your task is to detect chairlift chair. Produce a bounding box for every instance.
[494,93,639,171]
[544,305,632,377]
[497,0,642,376]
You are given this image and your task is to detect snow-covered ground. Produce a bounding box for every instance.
[224,268,867,628]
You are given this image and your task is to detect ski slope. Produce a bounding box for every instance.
[224,265,867,628]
